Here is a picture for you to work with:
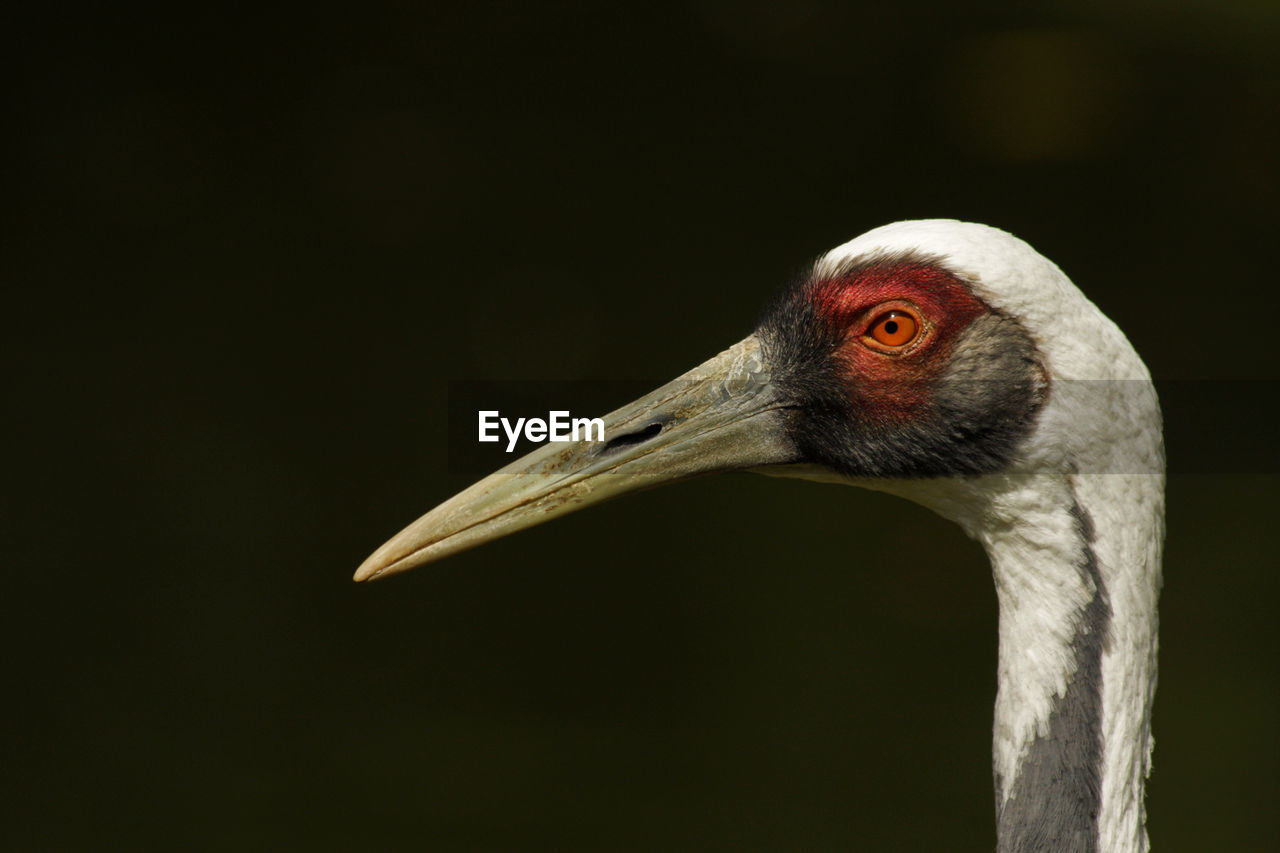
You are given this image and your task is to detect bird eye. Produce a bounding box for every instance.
[866,310,919,348]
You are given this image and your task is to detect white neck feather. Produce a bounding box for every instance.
[1070,473,1163,851]
[878,468,1162,852]
[814,220,1165,849]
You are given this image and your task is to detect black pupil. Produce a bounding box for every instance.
[883,320,899,335]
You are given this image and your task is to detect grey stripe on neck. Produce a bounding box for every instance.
[996,495,1111,853]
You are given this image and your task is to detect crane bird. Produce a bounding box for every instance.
[355,220,1164,852]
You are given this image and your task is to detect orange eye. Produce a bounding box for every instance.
[867,311,919,348]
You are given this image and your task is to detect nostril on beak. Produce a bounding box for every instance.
[600,421,664,455]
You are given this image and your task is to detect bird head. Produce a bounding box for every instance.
[355,220,1158,581]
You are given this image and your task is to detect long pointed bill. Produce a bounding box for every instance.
[354,335,795,581]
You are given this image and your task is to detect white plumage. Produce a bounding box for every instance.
[820,223,1163,849]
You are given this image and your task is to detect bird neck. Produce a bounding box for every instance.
[778,455,1163,849]
[965,473,1163,853]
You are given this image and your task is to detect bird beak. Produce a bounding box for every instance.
[354,335,795,581]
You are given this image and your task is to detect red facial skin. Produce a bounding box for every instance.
[807,262,990,421]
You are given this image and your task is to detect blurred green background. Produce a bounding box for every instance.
[4,2,1277,850]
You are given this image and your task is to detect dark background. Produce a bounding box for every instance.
[5,2,1277,850]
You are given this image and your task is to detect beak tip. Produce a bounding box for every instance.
[353,556,391,583]
[354,543,427,582]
